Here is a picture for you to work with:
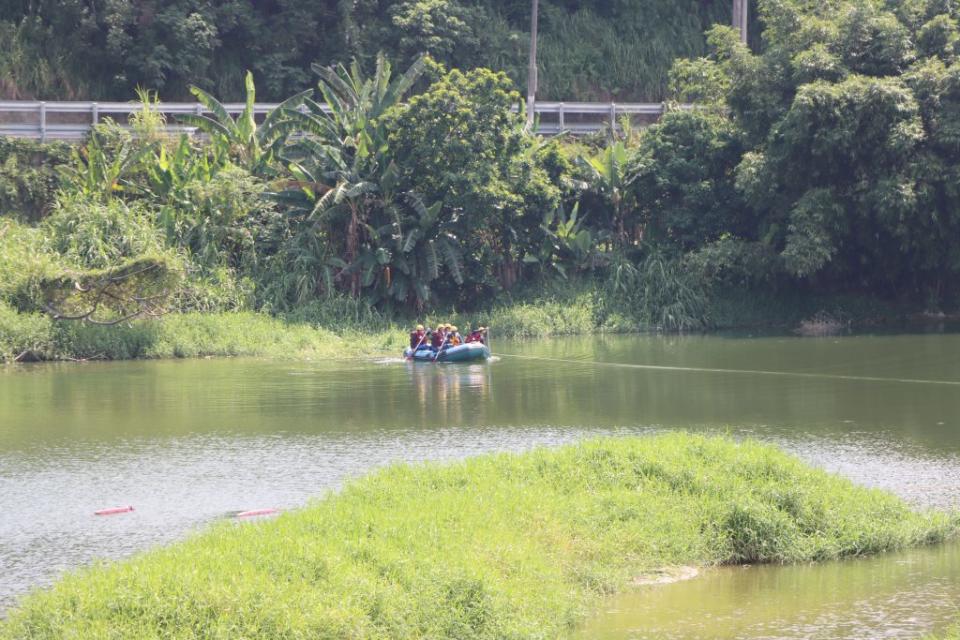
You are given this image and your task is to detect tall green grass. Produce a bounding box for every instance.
[0,308,407,363]
[1,434,954,639]
[0,281,624,363]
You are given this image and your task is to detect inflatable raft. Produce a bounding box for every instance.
[404,343,491,363]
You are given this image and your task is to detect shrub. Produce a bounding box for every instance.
[0,137,70,221]
[683,235,784,289]
[0,301,53,361]
[0,218,62,310]
[42,195,168,270]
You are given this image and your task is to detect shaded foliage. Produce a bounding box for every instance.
[0,1,735,102]
[0,138,70,221]
[663,0,960,307]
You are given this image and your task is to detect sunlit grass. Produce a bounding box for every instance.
[1,434,955,639]
[0,286,618,362]
[0,306,408,362]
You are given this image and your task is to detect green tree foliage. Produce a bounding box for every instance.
[630,110,748,252]
[386,66,561,293]
[0,1,735,102]
[663,0,960,305]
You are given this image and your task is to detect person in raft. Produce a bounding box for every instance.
[439,324,452,347]
[466,326,487,344]
[431,324,446,351]
[448,326,463,346]
[409,324,427,350]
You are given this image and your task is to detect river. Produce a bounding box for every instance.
[1,331,959,636]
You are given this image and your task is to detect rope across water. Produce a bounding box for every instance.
[493,352,960,387]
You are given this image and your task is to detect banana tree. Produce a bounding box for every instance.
[58,132,158,200]
[574,140,632,244]
[272,53,461,306]
[180,71,311,175]
[278,134,461,306]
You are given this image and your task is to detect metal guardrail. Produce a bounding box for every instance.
[0,100,681,141]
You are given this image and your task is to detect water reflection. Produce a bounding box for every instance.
[406,361,493,423]
[2,331,960,629]
[577,542,960,640]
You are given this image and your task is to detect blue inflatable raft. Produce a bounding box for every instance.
[404,342,491,363]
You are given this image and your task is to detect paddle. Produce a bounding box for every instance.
[432,328,448,362]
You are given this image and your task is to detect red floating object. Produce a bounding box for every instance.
[236,508,279,518]
[95,506,134,516]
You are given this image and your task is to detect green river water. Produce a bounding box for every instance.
[2,331,960,636]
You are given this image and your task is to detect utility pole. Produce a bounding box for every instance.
[733,0,748,44]
[527,0,539,129]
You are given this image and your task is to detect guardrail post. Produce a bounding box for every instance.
[558,102,565,131]
[39,101,47,142]
[92,101,99,126]
[609,102,616,137]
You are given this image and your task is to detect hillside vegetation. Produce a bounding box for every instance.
[0,0,733,102]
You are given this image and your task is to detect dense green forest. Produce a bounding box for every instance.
[3,0,960,361]
[0,0,734,102]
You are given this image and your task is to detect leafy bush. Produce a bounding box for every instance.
[0,218,62,310]
[0,301,53,361]
[42,195,168,269]
[684,235,784,289]
[630,109,749,251]
[34,197,184,323]
[0,138,70,221]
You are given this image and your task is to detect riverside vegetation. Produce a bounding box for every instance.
[1,433,956,639]
[4,0,960,363]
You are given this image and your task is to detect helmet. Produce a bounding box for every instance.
[416,324,424,331]
[452,326,458,332]
[445,323,452,329]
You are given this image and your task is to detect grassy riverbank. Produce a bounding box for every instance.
[0,306,406,362]
[1,434,955,639]
[0,281,635,363]
[1,283,933,364]
[0,299,603,364]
